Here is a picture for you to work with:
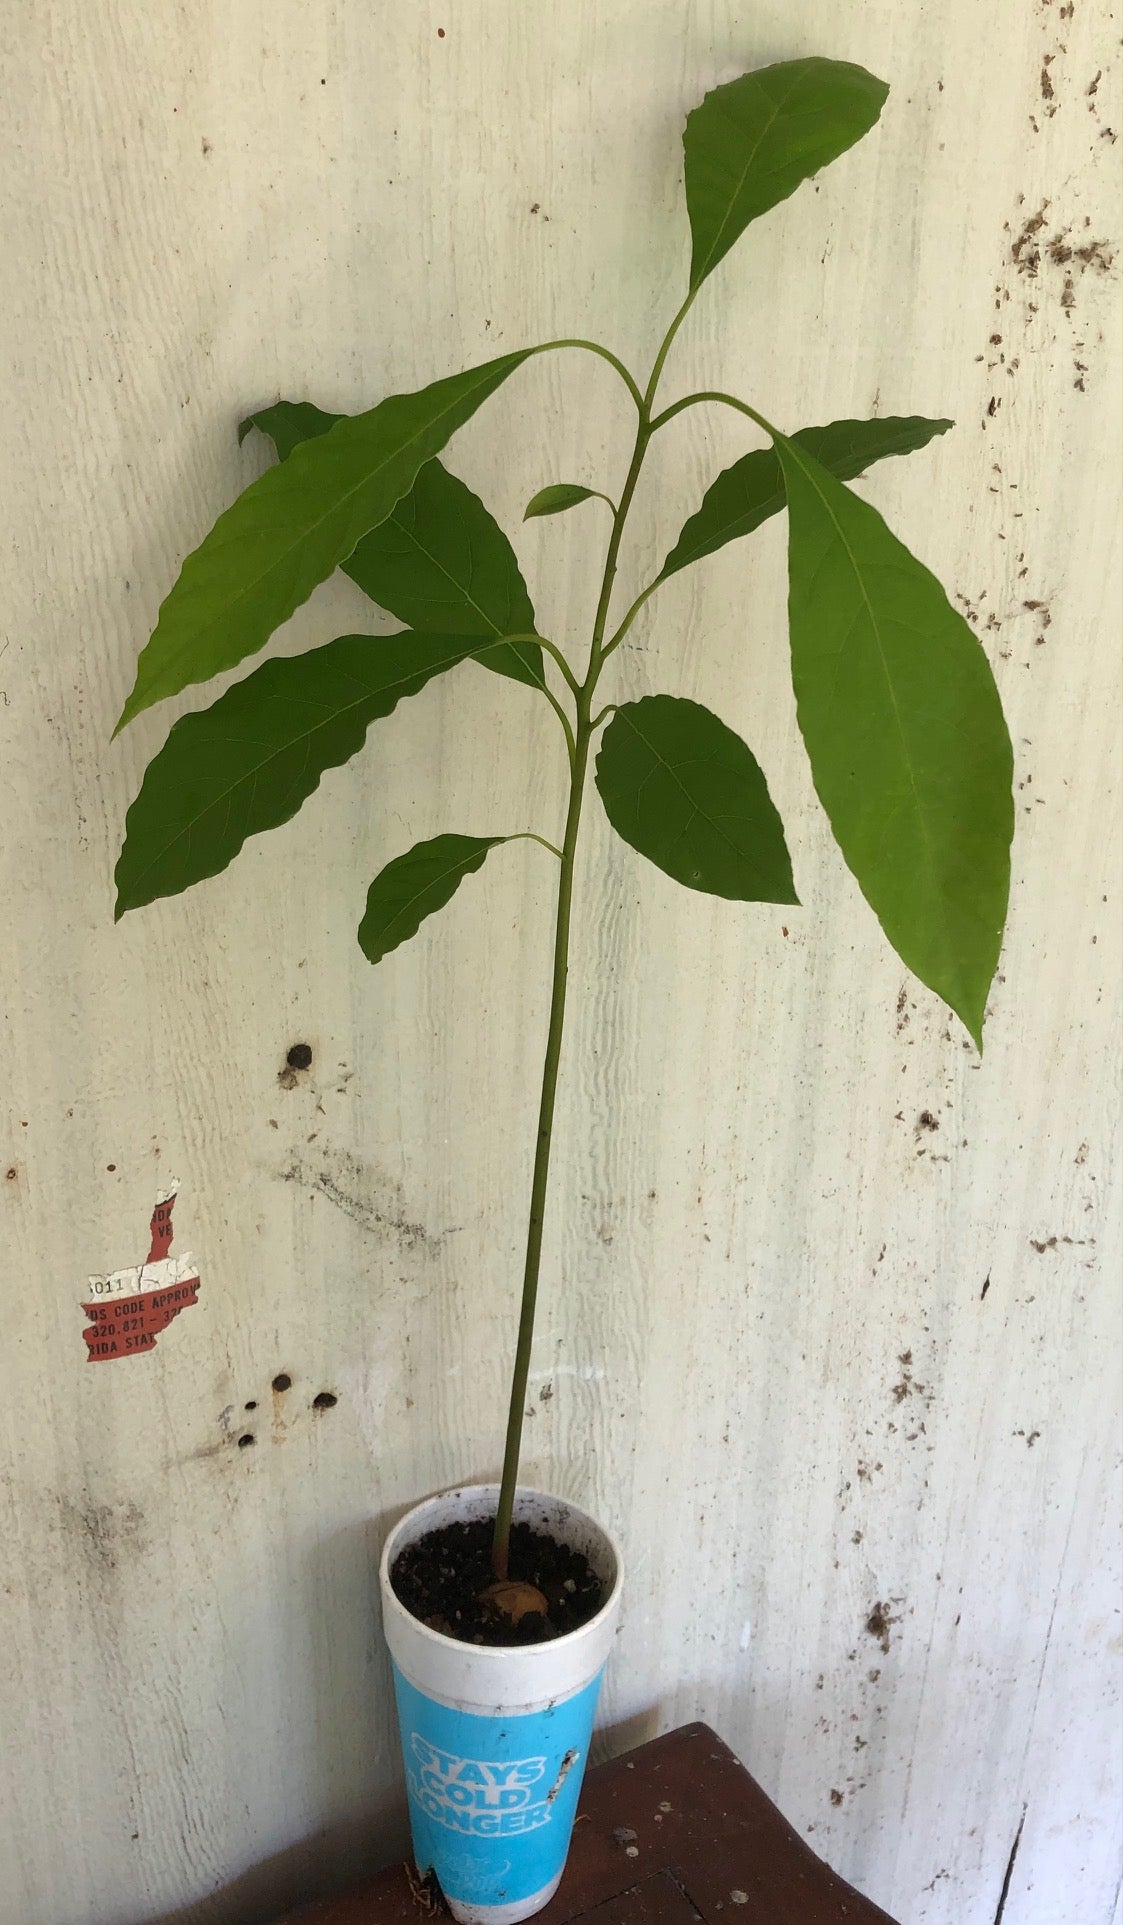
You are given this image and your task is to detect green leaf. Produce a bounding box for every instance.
[358,833,506,965]
[116,351,531,730]
[114,632,495,915]
[237,400,331,459]
[595,695,797,904]
[523,483,605,520]
[775,436,1013,1047]
[660,415,952,582]
[684,58,889,291]
[244,402,543,690]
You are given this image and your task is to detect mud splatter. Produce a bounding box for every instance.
[280,1148,459,1254]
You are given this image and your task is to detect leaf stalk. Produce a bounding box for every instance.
[648,387,774,437]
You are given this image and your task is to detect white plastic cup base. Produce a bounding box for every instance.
[380,1486,623,1925]
[438,1870,562,1925]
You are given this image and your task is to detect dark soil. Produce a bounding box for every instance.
[391,1517,604,1646]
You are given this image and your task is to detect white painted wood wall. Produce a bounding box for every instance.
[1,4,1119,1922]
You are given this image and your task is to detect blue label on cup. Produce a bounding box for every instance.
[392,1663,604,1911]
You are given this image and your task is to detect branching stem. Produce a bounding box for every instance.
[601,577,662,662]
[474,631,579,759]
[491,298,694,1577]
[542,687,577,765]
[532,634,582,696]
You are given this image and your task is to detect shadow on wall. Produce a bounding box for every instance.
[141,1819,393,1925]
[143,1509,410,1925]
[589,1704,664,1768]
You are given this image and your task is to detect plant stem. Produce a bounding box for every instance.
[531,634,582,697]
[490,300,693,1578]
[641,290,697,415]
[601,576,662,663]
[542,686,577,767]
[491,692,593,1575]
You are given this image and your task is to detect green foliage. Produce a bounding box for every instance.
[112,54,1016,1566]
[115,633,496,916]
[595,697,796,904]
[683,57,888,291]
[359,835,507,965]
[116,352,531,729]
[245,403,544,689]
[112,54,1011,1036]
[775,434,1013,1048]
[523,483,606,520]
[660,416,952,581]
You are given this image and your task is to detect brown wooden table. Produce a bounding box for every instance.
[274,1723,900,1924]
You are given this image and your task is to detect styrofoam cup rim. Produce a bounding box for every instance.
[379,1483,623,1663]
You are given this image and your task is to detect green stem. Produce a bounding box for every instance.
[491,693,593,1575]
[543,686,577,767]
[575,294,698,681]
[532,635,582,697]
[648,387,773,437]
[490,299,693,1578]
[600,576,662,663]
[474,629,580,700]
[534,338,645,415]
[586,425,651,678]
[641,291,697,414]
[511,830,565,861]
[472,630,579,760]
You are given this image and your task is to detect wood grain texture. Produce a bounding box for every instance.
[270,1723,901,1922]
[0,4,1119,1924]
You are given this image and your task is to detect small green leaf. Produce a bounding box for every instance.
[244,403,543,690]
[660,416,953,582]
[595,695,797,904]
[523,483,606,520]
[358,834,506,965]
[116,350,531,730]
[238,399,331,458]
[775,435,1013,1047]
[684,58,889,292]
[114,632,494,915]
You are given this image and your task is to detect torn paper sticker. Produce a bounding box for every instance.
[81,1180,200,1362]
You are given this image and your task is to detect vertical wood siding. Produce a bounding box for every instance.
[0,4,1119,1921]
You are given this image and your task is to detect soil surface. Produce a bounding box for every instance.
[391,1517,604,1646]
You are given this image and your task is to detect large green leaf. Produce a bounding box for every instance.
[660,416,952,582]
[595,695,797,903]
[243,402,543,690]
[116,351,531,730]
[775,436,1013,1046]
[358,834,506,965]
[114,632,495,915]
[684,58,888,291]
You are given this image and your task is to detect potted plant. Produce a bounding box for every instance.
[112,55,1013,1924]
